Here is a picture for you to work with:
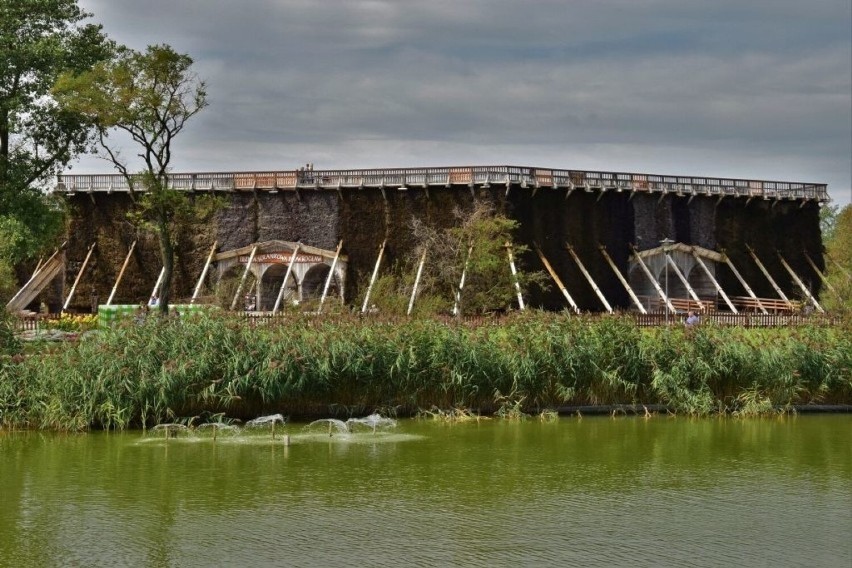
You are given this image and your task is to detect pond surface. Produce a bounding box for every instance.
[1,415,850,567]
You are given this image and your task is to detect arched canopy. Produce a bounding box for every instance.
[213,240,347,308]
[629,243,722,308]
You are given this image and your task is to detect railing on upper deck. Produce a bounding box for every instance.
[54,165,830,202]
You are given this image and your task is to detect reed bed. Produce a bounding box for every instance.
[1,312,850,430]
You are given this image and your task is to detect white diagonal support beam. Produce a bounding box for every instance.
[723,256,768,314]
[664,253,703,307]
[631,246,675,314]
[106,241,137,306]
[534,243,580,314]
[230,246,257,310]
[802,250,836,295]
[505,242,525,311]
[599,246,646,314]
[691,251,737,313]
[566,245,612,313]
[63,242,96,312]
[407,247,428,316]
[318,240,344,313]
[272,243,301,314]
[746,246,793,310]
[361,240,386,314]
[777,252,823,313]
[191,241,218,304]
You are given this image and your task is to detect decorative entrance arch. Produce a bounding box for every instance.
[213,241,347,310]
[629,243,723,311]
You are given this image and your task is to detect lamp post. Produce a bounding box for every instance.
[660,238,674,324]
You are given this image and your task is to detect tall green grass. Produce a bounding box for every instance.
[1,312,850,430]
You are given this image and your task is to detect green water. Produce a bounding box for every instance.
[1,416,850,567]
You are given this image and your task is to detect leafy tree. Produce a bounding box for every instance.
[822,204,852,314]
[410,201,547,315]
[820,203,839,242]
[0,0,111,302]
[55,45,209,313]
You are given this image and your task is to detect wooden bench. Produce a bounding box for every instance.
[668,297,711,313]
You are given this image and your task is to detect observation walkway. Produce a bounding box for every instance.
[55,165,829,203]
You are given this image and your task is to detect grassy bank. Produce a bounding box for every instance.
[1,312,851,430]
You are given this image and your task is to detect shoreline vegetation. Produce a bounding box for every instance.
[1,312,851,431]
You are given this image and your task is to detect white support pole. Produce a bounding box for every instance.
[452,245,473,317]
[32,257,44,279]
[691,252,737,313]
[63,242,96,312]
[230,246,257,310]
[566,245,612,313]
[802,250,836,294]
[777,252,824,313]
[505,242,525,311]
[318,240,343,313]
[599,246,646,314]
[191,241,218,304]
[746,246,793,309]
[723,256,768,314]
[664,253,703,307]
[272,243,301,314]
[631,247,676,314]
[534,243,580,314]
[150,267,165,305]
[106,241,137,306]
[407,248,428,316]
[361,240,386,314]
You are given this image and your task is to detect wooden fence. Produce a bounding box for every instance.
[11,310,841,332]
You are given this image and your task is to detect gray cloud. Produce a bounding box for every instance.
[73,0,852,203]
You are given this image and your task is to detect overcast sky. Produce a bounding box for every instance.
[72,0,852,205]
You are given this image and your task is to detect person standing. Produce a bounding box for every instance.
[685,310,699,326]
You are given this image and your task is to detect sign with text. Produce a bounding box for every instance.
[238,252,325,264]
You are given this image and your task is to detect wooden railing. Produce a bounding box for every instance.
[729,296,799,313]
[54,165,829,202]
[12,313,60,332]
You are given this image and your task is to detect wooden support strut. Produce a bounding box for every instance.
[407,247,428,316]
[746,245,793,310]
[106,240,137,306]
[776,252,823,313]
[802,250,836,295]
[5,242,67,313]
[566,244,612,313]
[631,245,676,314]
[272,243,301,314]
[505,242,525,311]
[599,246,646,314]
[230,246,258,310]
[723,255,768,314]
[150,267,165,306]
[318,240,343,313]
[63,242,96,312]
[191,241,218,304]
[361,240,386,314]
[32,257,44,279]
[691,251,737,313]
[534,243,580,314]
[452,244,474,317]
[664,253,703,308]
